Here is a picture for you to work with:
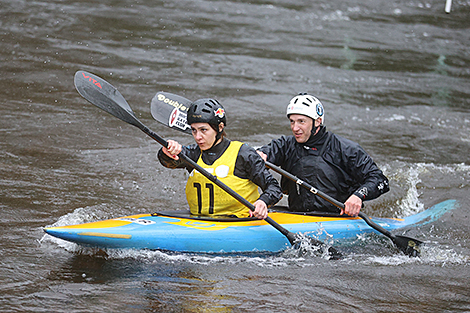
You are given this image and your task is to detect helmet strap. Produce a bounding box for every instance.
[312,118,322,136]
[208,123,224,149]
[308,121,321,140]
[312,124,319,136]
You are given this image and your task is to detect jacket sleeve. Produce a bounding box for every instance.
[257,136,292,166]
[343,142,390,201]
[235,144,283,207]
[157,144,200,172]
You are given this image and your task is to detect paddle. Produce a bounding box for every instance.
[74,70,341,259]
[263,161,422,257]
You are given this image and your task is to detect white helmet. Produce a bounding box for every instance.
[286,93,325,124]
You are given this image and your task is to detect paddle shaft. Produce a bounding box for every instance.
[265,161,398,240]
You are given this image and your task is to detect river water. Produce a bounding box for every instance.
[1,0,469,312]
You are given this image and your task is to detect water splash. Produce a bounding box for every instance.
[393,164,425,216]
[45,204,120,228]
[389,162,469,217]
[363,244,469,266]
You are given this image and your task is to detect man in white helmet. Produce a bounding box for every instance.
[257,93,389,217]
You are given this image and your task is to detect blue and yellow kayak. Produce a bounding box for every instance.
[44,200,456,253]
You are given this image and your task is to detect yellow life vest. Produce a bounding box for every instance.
[185,141,260,217]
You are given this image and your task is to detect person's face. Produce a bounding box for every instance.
[191,122,218,150]
[289,114,314,143]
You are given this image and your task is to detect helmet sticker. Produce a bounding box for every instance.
[316,103,324,117]
[214,108,225,118]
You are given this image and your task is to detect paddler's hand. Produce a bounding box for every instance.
[256,150,267,162]
[251,200,268,220]
[341,194,362,217]
[162,140,182,160]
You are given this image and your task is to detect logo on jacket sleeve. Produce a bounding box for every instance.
[356,187,368,198]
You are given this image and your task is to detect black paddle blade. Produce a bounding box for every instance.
[150,92,192,134]
[392,235,423,257]
[288,233,342,260]
[325,244,342,260]
[74,71,141,128]
[306,237,342,260]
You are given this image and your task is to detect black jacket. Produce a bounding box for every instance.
[158,138,282,207]
[258,126,389,212]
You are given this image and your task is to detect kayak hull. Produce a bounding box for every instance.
[44,200,457,253]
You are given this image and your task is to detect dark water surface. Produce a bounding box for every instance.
[1,0,470,312]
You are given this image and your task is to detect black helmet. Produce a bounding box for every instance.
[186,98,227,126]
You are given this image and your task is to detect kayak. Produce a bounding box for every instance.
[43,200,456,254]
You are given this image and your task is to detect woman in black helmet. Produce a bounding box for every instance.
[158,98,282,219]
